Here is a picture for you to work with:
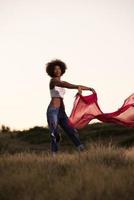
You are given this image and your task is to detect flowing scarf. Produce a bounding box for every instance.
[68,92,134,129]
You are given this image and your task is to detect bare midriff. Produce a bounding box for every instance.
[50,97,65,108]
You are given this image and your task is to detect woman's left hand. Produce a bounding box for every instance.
[78,86,82,94]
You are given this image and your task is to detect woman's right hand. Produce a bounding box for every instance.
[77,85,96,93]
[89,87,96,93]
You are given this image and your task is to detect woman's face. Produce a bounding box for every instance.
[53,65,61,77]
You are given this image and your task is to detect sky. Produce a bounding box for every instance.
[0,0,134,130]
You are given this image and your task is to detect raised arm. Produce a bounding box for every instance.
[50,79,79,89]
[50,79,95,92]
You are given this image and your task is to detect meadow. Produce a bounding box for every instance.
[0,123,134,200]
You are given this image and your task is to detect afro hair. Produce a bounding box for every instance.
[46,59,67,77]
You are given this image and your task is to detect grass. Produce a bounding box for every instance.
[0,143,134,200]
[0,123,134,199]
[0,122,134,154]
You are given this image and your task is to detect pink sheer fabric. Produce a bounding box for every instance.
[68,92,134,129]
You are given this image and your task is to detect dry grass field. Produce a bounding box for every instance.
[0,123,134,200]
[0,143,134,200]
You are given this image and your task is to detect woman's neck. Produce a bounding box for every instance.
[53,77,61,81]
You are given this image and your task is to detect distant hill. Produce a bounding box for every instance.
[0,123,134,154]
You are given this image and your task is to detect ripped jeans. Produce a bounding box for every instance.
[46,105,84,153]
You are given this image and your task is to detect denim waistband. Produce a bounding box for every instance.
[47,104,65,111]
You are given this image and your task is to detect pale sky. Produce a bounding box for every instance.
[0,0,134,130]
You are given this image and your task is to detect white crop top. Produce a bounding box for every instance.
[50,86,65,98]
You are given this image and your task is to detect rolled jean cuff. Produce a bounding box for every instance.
[77,144,85,151]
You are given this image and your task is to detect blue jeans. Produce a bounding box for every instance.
[46,105,84,153]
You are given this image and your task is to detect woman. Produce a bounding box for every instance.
[46,59,95,155]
